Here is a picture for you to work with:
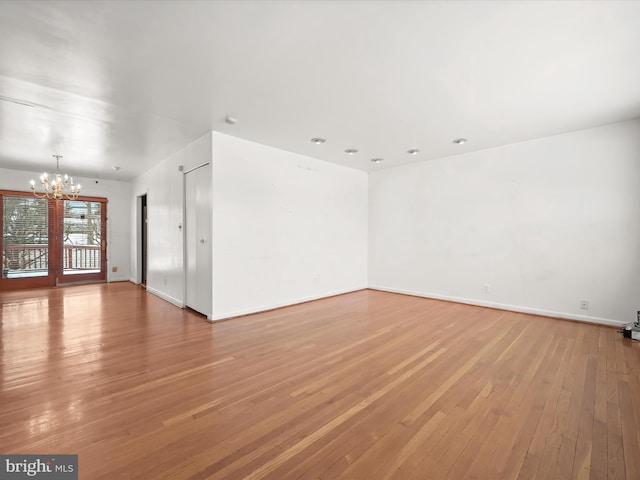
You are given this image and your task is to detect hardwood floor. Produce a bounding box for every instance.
[1,283,639,479]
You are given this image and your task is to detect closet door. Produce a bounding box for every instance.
[185,164,212,317]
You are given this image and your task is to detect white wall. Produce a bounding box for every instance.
[0,166,131,282]
[369,119,640,326]
[210,132,368,320]
[130,132,212,307]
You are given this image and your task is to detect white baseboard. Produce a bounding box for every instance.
[128,277,137,284]
[208,287,365,322]
[368,285,626,327]
[108,276,130,283]
[146,287,184,308]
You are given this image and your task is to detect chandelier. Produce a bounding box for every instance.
[30,155,81,200]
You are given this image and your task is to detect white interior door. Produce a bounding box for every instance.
[185,163,212,317]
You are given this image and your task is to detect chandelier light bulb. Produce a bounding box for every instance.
[30,155,81,200]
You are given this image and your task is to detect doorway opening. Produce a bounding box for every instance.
[139,194,148,288]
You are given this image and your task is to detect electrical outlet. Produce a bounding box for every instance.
[580,300,589,310]
[483,284,491,294]
[112,266,118,273]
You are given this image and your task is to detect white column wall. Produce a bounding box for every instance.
[210,132,368,320]
[129,132,212,306]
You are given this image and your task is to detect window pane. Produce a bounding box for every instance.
[62,200,101,275]
[2,196,49,278]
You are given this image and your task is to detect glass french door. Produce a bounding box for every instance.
[1,192,53,289]
[1,191,107,290]
[59,199,106,283]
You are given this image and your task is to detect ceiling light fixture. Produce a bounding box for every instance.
[345,148,358,154]
[452,138,468,145]
[30,155,81,200]
[112,166,121,171]
[407,148,420,155]
[310,137,326,144]
[371,158,384,163]
[225,115,237,125]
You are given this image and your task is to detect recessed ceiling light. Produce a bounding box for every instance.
[452,138,468,145]
[371,158,384,163]
[407,148,420,155]
[112,166,121,171]
[310,137,326,144]
[345,148,358,154]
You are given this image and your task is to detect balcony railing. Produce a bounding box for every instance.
[2,244,101,275]
[63,244,101,270]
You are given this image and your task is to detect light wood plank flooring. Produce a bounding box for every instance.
[1,283,639,479]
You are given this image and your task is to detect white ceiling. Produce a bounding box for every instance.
[0,0,639,181]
